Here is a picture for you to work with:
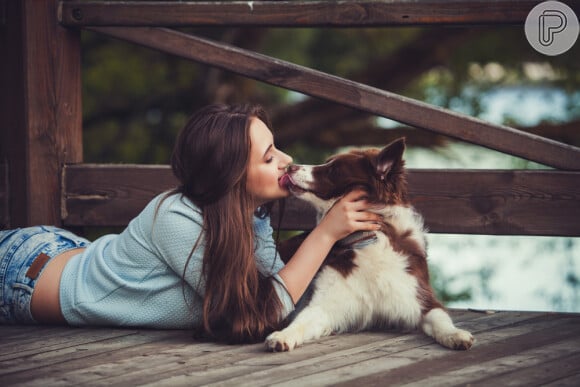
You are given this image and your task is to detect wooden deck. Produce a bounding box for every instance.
[2,310,580,386]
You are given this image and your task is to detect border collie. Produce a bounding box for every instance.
[266,138,474,352]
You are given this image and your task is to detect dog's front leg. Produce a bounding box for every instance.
[421,308,474,350]
[265,305,333,352]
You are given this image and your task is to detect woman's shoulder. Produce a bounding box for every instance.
[145,191,203,229]
[148,192,272,235]
[153,192,200,215]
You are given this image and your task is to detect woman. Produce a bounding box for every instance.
[0,104,382,343]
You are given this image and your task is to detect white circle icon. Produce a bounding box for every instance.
[525,1,579,56]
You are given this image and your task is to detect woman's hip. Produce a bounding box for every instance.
[0,226,90,324]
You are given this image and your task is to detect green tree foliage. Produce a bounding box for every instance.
[82,26,579,165]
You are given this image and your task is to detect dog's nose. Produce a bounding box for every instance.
[286,165,300,173]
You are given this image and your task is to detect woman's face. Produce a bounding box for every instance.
[246,117,293,206]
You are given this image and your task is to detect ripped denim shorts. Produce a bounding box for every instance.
[0,226,90,324]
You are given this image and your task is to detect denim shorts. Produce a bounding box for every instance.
[0,226,90,324]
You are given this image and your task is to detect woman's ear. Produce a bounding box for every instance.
[375,138,406,180]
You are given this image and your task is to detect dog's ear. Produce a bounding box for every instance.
[375,138,406,180]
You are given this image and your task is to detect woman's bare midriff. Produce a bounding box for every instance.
[30,248,86,324]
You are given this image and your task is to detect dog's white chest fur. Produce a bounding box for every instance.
[312,207,425,332]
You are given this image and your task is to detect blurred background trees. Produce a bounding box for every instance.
[81,26,580,165]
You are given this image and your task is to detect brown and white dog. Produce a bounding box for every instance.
[266,138,474,352]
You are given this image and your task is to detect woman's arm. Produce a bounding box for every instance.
[277,189,382,303]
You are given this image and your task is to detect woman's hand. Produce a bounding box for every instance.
[316,189,383,242]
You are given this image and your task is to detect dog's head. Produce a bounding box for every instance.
[281,138,408,215]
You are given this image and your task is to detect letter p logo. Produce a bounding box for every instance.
[539,9,567,46]
[525,1,579,56]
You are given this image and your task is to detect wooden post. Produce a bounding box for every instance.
[0,0,82,228]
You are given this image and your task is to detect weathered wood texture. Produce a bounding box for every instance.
[86,26,580,171]
[0,0,82,227]
[58,0,574,27]
[63,165,580,236]
[1,310,580,386]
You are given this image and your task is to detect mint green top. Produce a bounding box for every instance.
[60,193,294,328]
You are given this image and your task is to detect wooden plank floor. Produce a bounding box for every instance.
[1,310,580,386]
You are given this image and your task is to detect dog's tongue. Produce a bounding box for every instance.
[279,173,293,189]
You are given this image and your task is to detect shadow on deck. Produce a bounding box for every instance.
[2,310,580,386]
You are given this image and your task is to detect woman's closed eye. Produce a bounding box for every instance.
[265,145,282,164]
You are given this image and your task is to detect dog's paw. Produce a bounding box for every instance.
[265,331,300,352]
[439,328,474,350]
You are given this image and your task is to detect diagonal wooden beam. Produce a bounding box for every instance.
[87,26,580,170]
[58,1,561,27]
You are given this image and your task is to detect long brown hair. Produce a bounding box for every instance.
[170,104,283,343]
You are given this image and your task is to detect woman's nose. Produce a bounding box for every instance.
[280,152,293,168]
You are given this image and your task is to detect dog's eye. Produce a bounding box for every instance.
[326,165,340,179]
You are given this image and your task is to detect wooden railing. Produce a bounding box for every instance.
[1,0,580,237]
[58,1,549,27]
[64,165,580,236]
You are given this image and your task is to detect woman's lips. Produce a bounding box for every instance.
[278,173,294,189]
[279,173,307,194]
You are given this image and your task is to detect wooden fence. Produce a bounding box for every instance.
[1,0,579,237]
